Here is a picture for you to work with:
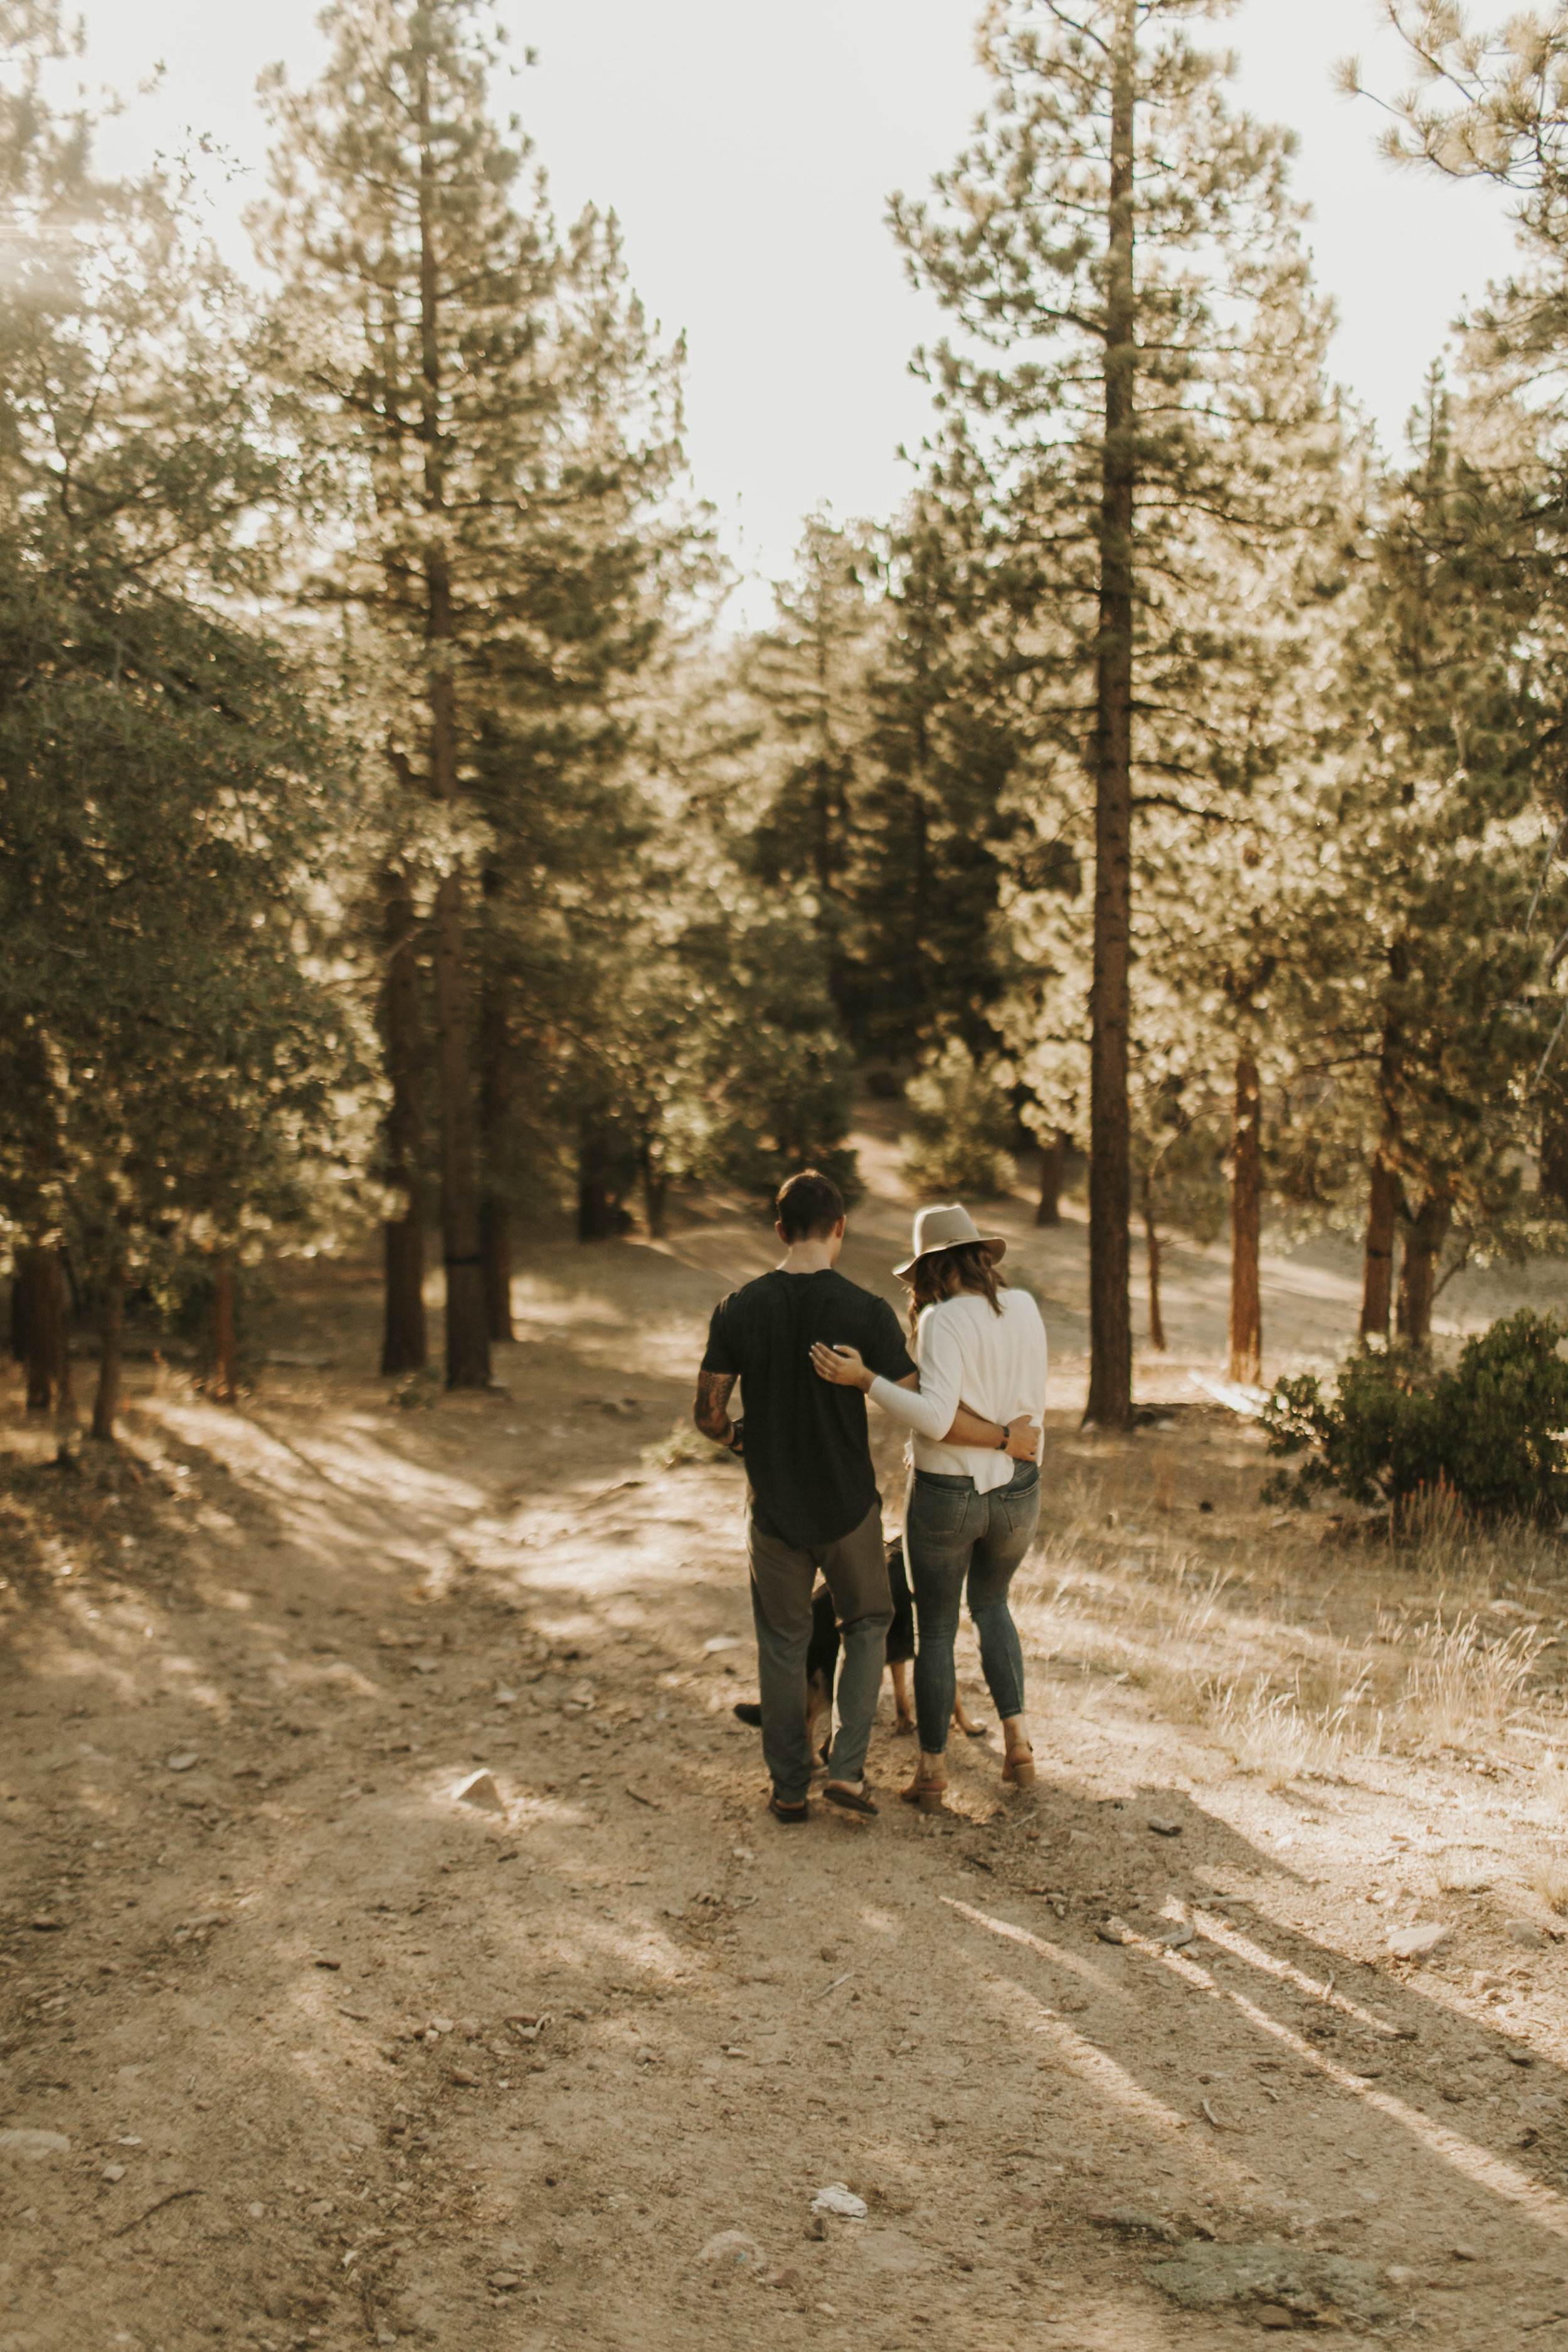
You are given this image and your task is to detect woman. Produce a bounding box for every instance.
[810,1203,1046,1810]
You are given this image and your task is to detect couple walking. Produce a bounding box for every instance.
[692,1168,1047,1821]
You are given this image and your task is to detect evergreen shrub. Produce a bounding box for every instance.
[901,1041,1017,1198]
[1261,1309,1568,1523]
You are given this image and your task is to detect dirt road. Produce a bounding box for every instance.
[8,1170,1568,2349]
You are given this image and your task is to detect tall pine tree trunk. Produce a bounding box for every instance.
[212,1257,238,1404]
[379,867,427,1376]
[1396,1192,1449,1349]
[431,856,489,1386]
[1036,1130,1066,1227]
[1360,1157,1401,1342]
[1228,1052,1263,1384]
[18,1245,70,1417]
[479,947,514,1345]
[640,1140,669,1240]
[1142,1171,1165,1352]
[1084,7,1136,1431]
[93,1266,124,1443]
[417,64,489,1394]
[1362,975,1406,1343]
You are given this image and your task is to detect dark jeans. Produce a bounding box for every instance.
[906,1461,1039,1756]
[805,1539,915,1692]
[747,1502,893,1801]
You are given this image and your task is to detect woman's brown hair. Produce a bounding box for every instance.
[904,1241,1005,1337]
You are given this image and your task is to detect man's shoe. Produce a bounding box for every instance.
[732,1702,763,1728]
[768,1792,809,1824]
[824,1781,877,1818]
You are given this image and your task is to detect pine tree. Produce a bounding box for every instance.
[257,0,569,1389]
[894,0,1336,1424]
[1272,382,1565,1345]
[0,7,363,1440]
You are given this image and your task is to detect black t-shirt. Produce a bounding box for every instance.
[701,1268,917,1549]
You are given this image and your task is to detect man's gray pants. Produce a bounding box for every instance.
[747,1501,893,1804]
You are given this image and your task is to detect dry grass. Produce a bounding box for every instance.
[1395,1613,1549,1750]
[1207,1683,1360,1788]
[1532,1854,1568,1916]
[1014,1474,1565,1786]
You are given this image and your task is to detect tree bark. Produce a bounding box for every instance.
[417,54,489,1394]
[1083,5,1137,1431]
[1142,1172,1165,1352]
[12,1251,37,1377]
[1360,1155,1401,1342]
[18,1246,70,1417]
[479,942,514,1343]
[480,1197,512,1343]
[1396,1192,1449,1349]
[1228,1052,1263,1385]
[379,867,428,1376]
[641,1141,669,1240]
[212,1258,237,1404]
[1035,1130,1067,1227]
[92,1267,124,1443]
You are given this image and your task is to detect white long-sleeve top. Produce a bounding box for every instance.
[868,1285,1047,1493]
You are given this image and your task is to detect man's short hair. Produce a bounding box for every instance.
[775,1168,844,1242]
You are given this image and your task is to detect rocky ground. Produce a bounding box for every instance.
[8,1148,1568,2349]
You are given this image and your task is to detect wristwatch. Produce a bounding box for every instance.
[995,1423,1009,1450]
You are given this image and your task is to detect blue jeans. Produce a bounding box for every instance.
[906,1461,1039,1756]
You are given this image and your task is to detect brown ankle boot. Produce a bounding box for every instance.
[900,1756,948,1813]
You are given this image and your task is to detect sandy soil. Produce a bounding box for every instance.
[8,1140,1568,2350]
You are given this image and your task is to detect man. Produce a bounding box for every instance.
[693,1168,1036,1824]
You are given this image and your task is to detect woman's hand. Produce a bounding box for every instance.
[810,1341,873,1392]
[1005,1415,1040,1461]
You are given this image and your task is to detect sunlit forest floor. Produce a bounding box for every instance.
[10,1126,1568,2348]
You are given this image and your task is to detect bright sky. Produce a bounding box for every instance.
[80,1,1522,625]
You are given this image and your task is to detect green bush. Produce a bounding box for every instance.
[1261,1308,1568,1523]
[901,1039,1017,1198]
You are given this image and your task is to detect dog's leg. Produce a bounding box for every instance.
[889,1658,915,1735]
[953,1690,987,1738]
[805,1667,833,1768]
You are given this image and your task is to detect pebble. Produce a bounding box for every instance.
[101,2163,126,2183]
[166,1753,198,1772]
[1160,1925,1196,1950]
[429,2016,455,2035]
[450,2067,480,2087]
[1385,2265,1419,2287]
[411,1660,440,1675]
[488,2272,522,2290]
[1096,1918,1131,1946]
[454,1771,504,1813]
[1507,1919,1550,1951]
[1387,1923,1449,1963]
[1147,1818,1182,1837]
[0,2131,70,2161]
[812,2185,867,2220]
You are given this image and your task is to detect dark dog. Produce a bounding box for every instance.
[734,1539,985,1755]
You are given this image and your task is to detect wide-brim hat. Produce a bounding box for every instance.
[894,1203,1008,1281]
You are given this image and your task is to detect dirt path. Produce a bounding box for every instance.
[8,1167,1568,2349]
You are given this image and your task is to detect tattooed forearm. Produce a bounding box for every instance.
[693,1369,736,1443]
